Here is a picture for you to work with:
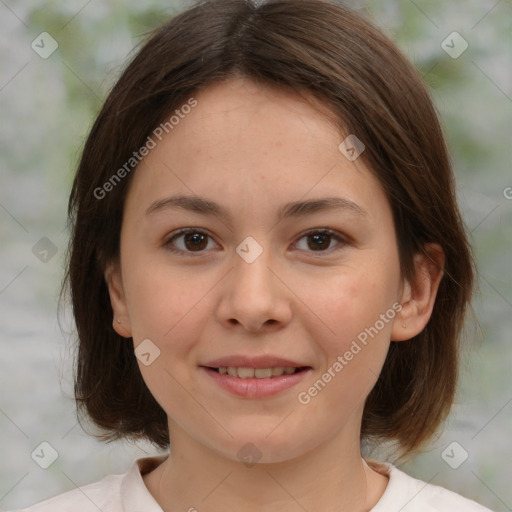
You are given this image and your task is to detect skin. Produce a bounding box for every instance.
[106,76,444,511]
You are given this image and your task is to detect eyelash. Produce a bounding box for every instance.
[163,228,348,257]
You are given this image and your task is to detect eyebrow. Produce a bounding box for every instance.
[145,194,368,225]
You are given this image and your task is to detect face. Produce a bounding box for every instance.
[106,77,420,464]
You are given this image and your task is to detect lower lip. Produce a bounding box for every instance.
[200,367,311,398]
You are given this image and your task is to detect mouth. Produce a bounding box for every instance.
[199,360,312,398]
[204,366,311,379]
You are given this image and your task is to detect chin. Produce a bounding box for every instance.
[210,429,319,466]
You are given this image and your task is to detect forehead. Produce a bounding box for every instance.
[191,76,340,130]
[124,77,389,225]
[163,77,340,166]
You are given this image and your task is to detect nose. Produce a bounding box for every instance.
[216,243,293,332]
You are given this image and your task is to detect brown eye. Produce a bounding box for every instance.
[165,229,217,255]
[306,232,331,251]
[165,228,346,257]
[295,229,346,253]
[182,232,208,251]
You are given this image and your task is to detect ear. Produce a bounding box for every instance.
[391,243,445,342]
[104,261,132,338]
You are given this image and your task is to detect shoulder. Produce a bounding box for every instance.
[10,473,124,511]
[370,462,495,512]
[9,455,167,512]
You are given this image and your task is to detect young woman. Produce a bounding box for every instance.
[16,0,493,510]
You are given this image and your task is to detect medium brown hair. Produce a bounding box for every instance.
[64,0,474,457]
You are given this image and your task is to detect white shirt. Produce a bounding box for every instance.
[12,455,494,511]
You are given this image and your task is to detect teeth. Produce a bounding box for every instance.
[255,368,272,378]
[217,366,300,378]
[238,367,256,378]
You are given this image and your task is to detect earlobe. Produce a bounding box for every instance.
[391,243,445,342]
[104,262,132,338]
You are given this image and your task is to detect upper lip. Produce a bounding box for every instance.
[201,355,310,369]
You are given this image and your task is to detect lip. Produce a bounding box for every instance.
[200,366,311,398]
[202,355,308,368]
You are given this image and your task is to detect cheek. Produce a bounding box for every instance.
[308,262,400,350]
[123,262,209,414]
[297,277,396,425]
[122,253,206,341]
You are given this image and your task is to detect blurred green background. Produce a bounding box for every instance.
[0,0,511,509]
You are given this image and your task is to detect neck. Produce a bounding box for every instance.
[143,422,389,512]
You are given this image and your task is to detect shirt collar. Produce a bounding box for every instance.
[121,455,168,511]
[120,455,401,511]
